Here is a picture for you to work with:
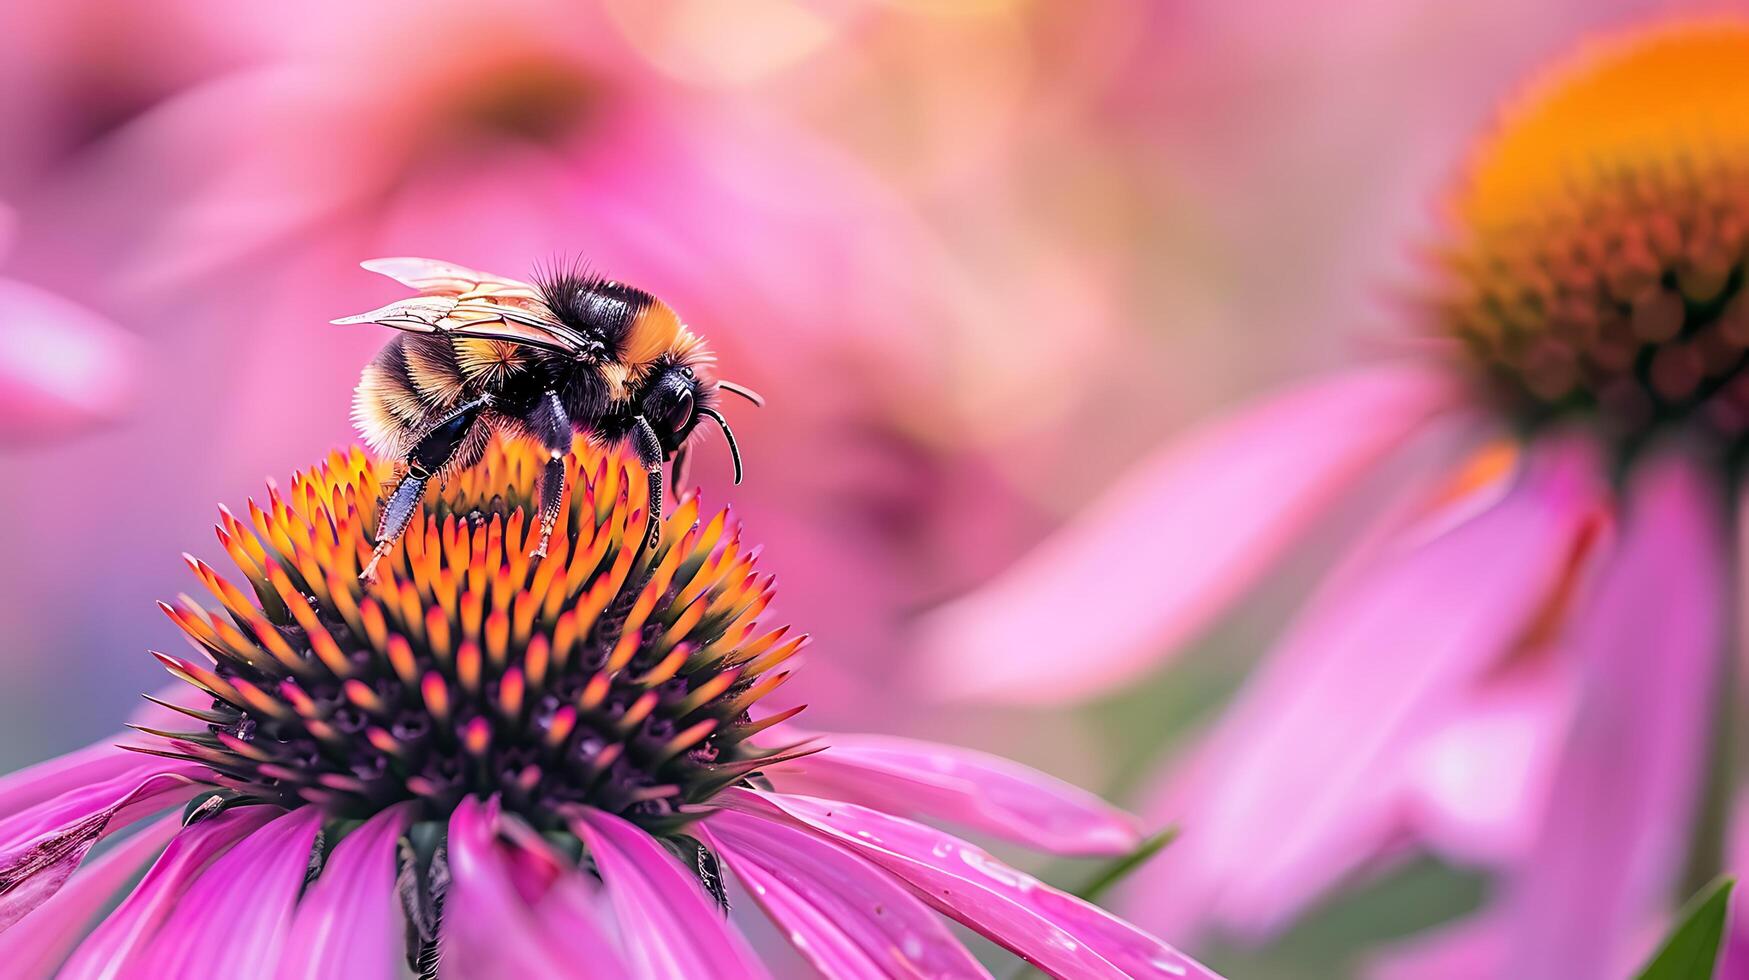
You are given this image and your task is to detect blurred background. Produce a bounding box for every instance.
[0,0,1700,975]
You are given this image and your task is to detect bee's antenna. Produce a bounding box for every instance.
[697,407,744,484]
[717,380,766,407]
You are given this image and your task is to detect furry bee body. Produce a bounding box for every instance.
[337,258,756,579]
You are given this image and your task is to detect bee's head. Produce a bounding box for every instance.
[639,362,762,485]
[642,363,703,450]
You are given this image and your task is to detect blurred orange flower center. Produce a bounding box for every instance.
[1436,21,1749,442]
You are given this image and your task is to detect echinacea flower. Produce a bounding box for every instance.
[922,17,1749,974]
[0,435,1213,979]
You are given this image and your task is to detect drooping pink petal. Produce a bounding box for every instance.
[60,806,279,980]
[0,278,141,444]
[0,814,179,976]
[723,788,1217,980]
[130,806,320,976]
[0,744,177,825]
[766,730,1140,856]
[277,803,412,980]
[571,806,770,980]
[442,797,625,980]
[0,766,203,931]
[1712,792,1749,979]
[700,808,991,980]
[1501,450,1726,978]
[1401,661,1575,865]
[1122,435,1606,936]
[916,363,1456,704]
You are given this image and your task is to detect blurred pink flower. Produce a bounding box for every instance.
[0,0,1107,750]
[0,202,141,444]
[0,439,1215,979]
[921,17,1749,970]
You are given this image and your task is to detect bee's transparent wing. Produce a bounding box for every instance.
[358,257,542,299]
[334,257,587,354]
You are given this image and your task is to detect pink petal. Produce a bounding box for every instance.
[131,806,321,976]
[571,807,770,979]
[0,743,178,825]
[722,788,1217,980]
[0,278,141,443]
[443,797,625,979]
[60,806,279,980]
[700,808,990,979]
[0,814,179,976]
[1124,436,1605,936]
[277,803,413,980]
[1401,662,1575,865]
[917,363,1456,703]
[0,766,202,931]
[1715,792,1749,980]
[767,730,1140,856]
[1501,451,1726,977]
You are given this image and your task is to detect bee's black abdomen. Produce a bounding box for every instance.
[534,265,653,361]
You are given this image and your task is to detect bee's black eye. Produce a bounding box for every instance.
[663,388,695,434]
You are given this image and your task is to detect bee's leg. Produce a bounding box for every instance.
[361,397,489,582]
[631,415,666,551]
[530,452,566,558]
[529,391,573,559]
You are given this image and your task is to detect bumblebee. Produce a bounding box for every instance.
[336,257,760,581]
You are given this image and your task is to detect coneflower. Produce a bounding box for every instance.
[0,436,1212,979]
[923,17,1749,976]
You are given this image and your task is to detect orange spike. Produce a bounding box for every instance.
[636,645,690,687]
[396,580,427,647]
[620,691,659,730]
[724,670,792,715]
[457,641,482,696]
[151,651,243,707]
[434,567,460,623]
[463,716,492,755]
[322,568,365,639]
[425,606,453,663]
[422,672,451,725]
[386,635,419,686]
[229,678,292,721]
[160,599,221,653]
[726,704,808,743]
[485,608,510,671]
[359,597,390,653]
[344,678,386,715]
[461,589,484,641]
[551,610,578,673]
[366,727,404,757]
[525,633,550,691]
[499,666,525,719]
[579,672,611,712]
[214,732,274,763]
[654,719,717,764]
[511,591,539,648]
[543,705,577,747]
[266,564,351,676]
[673,669,739,716]
[185,554,256,619]
[657,595,709,651]
[723,626,790,667]
[746,634,809,674]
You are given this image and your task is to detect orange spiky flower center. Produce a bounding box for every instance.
[141,437,807,834]
[1434,21,1749,444]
